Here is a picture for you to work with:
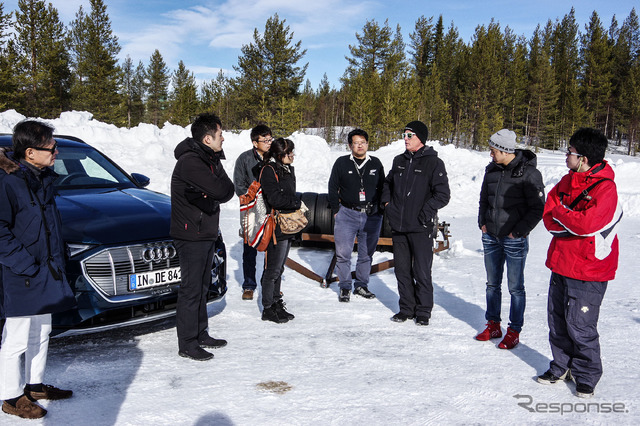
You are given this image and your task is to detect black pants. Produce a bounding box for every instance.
[260,237,293,309]
[242,243,258,290]
[392,231,434,318]
[175,239,215,352]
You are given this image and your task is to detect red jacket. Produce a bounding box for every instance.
[544,161,621,281]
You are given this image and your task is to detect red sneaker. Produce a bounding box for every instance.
[475,320,502,341]
[498,328,519,349]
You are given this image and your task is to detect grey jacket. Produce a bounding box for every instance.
[233,148,262,196]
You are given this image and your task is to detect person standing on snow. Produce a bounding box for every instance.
[537,128,622,398]
[257,138,301,323]
[233,124,273,301]
[475,129,545,349]
[170,112,235,361]
[0,121,76,419]
[328,128,385,303]
[381,121,450,326]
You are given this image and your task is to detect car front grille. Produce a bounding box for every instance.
[81,241,180,298]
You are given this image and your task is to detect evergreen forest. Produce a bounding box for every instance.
[1,0,639,153]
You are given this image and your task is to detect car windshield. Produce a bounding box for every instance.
[53,145,134,189]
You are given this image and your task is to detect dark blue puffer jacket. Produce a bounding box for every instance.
[0,149,76,318]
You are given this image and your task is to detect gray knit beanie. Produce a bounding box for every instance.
[489,129,516,153]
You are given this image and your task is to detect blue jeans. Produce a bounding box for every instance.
[482,233,528,333]
[242,243,258,290]
[334,207,383,290]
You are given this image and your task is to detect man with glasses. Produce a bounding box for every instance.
[170,113,234,361]
[0,120,76,419]
[537,128,621,398]
[475,129,545,349]
[233,124,273,301]
[328,128,385,302]
[381,121,450,326]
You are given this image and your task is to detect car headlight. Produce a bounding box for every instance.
[67,243,96,258]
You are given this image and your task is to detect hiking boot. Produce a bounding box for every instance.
[339,288,350,302]
[576,383,595,398]
[24,384,73,401]
[498,327,519,349]
[391,312,414,322]
[275,299,295,320]
[537,369,572,385]
[2,395,46,419]
[353,286,376,299]
[261,305,289,323]
[415,316,430,326]
[198,335,228,349]
[242,289,254,300]
[178,346,214,361]
[475,320,502,341]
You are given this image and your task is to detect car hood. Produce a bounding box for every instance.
[57,188,172,245]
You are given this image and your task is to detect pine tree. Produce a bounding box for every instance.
[201,70,232,125]
[12,0,71,118]
[0,4,17,111]
[69,0,121,123]
[580,11,613,131]
[120,56,145,128]
[527,23,559,149]
[168,60,199,126]
[550,8,583,142]
[617,8,640,153]
[146,49,169,126]
[233,14,307,124]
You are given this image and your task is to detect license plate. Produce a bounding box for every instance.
[129,267,181,291]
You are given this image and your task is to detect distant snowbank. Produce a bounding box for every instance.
[2,109,639,217]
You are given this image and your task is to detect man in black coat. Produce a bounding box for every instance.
[0,121,75,419]
[475,129,545,349]
[381,121,450,326]
[170,113,234,361]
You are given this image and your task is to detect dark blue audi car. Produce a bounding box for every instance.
[0,134,227,336]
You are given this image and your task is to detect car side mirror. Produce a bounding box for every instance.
[131,173,150,188]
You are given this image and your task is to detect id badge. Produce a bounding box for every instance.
[359,191,366,202]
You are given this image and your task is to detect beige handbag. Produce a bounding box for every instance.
[277,208,308,234]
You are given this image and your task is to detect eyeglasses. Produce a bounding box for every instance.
[257,137,273,144]
[566,150,583,157]
[31,142,57,154]
[351,140,368,146]
[401,132,416,139]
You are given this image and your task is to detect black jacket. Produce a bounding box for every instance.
[381,146,450,234]
[328,154,384,215]
[478,149,545,238]
[258,162,301,240]
[170,138,234,241]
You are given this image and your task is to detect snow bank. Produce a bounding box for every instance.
[1,110,639,217]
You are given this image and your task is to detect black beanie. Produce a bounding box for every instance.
[404,121,428,143]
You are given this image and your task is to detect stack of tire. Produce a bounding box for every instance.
[295,192,393,251]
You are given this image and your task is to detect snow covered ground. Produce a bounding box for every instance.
[1,110,639,425]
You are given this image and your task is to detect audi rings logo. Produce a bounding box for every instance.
[141,243,177,263]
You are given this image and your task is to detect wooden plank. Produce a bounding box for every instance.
[325,259,395,285]
[284,257,323,283]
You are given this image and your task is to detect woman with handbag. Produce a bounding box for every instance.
[258,138,302,323]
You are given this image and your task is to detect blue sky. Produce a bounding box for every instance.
[2,0,639,89]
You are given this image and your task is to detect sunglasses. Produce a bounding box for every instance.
[401,132,416,139]
[566,150,583,157]
[31,142,58,154]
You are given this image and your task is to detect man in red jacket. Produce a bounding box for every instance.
[537,128,622,398]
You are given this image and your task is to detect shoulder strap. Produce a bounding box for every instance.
[567,178,611,209]
[259,164,279,182]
